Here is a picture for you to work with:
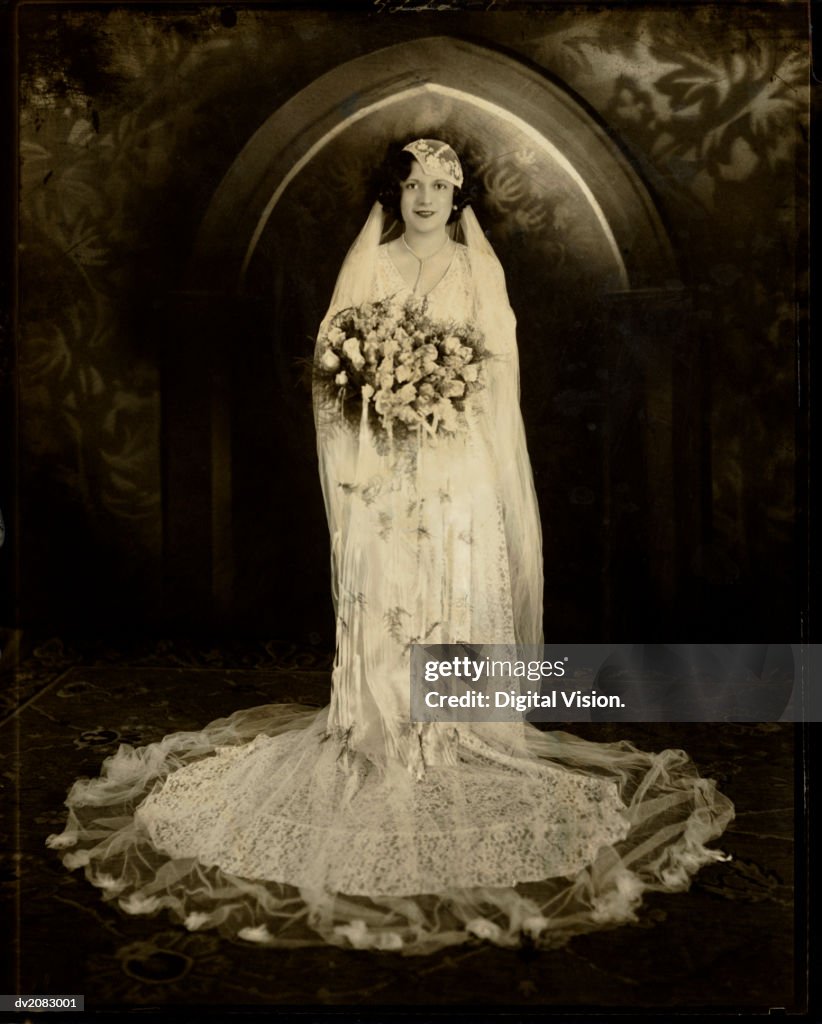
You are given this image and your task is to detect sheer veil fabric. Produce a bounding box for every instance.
[47,198,734,955]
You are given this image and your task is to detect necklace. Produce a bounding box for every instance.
[401,233,451,292]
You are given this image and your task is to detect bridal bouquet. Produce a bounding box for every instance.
[314,296,486,442]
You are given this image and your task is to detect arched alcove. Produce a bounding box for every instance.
[166,37,692,640]
[192,36,677,293]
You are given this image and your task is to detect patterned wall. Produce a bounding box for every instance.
[523,8,806,585]
[16,6,808,633]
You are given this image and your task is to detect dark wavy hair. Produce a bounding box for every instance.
[374,140,482,226]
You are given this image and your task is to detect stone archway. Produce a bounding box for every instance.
[169,37,690,637]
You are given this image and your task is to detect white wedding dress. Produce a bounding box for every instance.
[47,226,734,955]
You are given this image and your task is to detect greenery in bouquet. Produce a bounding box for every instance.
[314,296,487,443]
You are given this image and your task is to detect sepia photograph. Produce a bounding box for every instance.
[0,1,813,1019]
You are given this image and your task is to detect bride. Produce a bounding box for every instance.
[47,139,733,955]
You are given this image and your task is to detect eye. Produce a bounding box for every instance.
[435,182,448,190]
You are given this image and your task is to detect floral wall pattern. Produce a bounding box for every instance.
[15,6,808,635]
[522,7,806,605]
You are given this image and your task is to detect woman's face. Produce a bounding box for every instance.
[399,159,455,234]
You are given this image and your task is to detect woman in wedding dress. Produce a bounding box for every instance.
[47,139,733,955]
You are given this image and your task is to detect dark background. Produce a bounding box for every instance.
[6,2,809,649]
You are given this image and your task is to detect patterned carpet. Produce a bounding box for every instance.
[0,638,800,1014]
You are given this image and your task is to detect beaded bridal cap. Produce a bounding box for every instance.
[402,139,464,188]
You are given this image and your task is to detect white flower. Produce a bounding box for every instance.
[397,383,417,404]
[238,924,274,943]
[443,335,460,353]
[361,384,374,400]
[46,832,77,849]
[374,391,393,417]
[465,917,502,942]
[94,873,126,893]
[396,406,421,427]
[119,893,162,915]
[320,349,340,371]
[461,364,479,383]
[441,380,465,399]
[382,336,400,358]
[326,326,344,344]
[342,337,365,370]
[184,912,211,930]
[334,371,348,386]
[62,849,91,870]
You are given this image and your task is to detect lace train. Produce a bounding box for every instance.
[47,703,733,954]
